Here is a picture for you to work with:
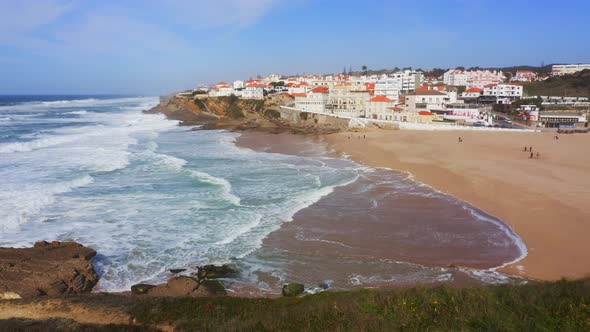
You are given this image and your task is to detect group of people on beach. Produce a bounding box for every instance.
[523,146,539,159]
[348,134,366,139]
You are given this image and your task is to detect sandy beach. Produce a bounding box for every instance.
[324,129,590,281]
[236,131,528,290]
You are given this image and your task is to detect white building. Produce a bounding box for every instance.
[405,90,448,112]
[389,70,422,92]
[366,96,397,120]
[233,80,245,89]
[467,70,505,89]
[294,86,329,113]
[512,70,538,82]
[374,79,401,101]
[242,83,266,99]
[461,87,483,100]
[443,69,468,86]
[208,82,234,97]
[552,64,590,76]
[326,83,371,117]
[443,69,505,88]
[483,83,523,104]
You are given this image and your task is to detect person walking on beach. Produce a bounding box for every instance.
[529,152,534,159]
[458,137,462,143]
[529,146,533,152]
[524,146,527,152]
[536,152,540,159]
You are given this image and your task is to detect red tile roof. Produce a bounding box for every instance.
[387,106,405,111]
[370,96,394,102]
[418,111,433,115]
[291,93,307,97]
[246,83,267,88]
[310,86,329,94]
[465,88,482,93]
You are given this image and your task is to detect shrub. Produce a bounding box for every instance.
[264,109,281,119]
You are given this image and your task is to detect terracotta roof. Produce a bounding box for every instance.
[418,111,433,115]
[465,88,482,93]
[310,86,329,94]
[370,96,394,102]
[291,93,307,98]
[365,83,375,90]
[246,83,267,88]
[387,106,405,111]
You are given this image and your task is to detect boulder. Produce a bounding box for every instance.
[130,284,156,295]
[147,276,199,297]
[146,276,227,297]
[197,264,239,279]
[282,283,305,297]
[169,268,186,274]
[0,241,98,299]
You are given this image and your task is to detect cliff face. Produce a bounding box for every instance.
[0,241,98,299]
[146,96,351,134]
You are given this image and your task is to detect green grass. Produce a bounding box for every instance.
[524,69,590,97]
[129,279,590,331]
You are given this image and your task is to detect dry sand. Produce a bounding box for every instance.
[325,129,590,280]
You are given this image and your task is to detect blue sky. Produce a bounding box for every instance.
[0,0,589,95]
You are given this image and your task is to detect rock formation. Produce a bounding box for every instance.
[0,241,98,299]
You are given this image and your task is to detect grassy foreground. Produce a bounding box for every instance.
[129,279,590,331]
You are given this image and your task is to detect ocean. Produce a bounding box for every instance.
[0,95,527,294]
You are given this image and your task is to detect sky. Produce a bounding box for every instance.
[0,0,589,95]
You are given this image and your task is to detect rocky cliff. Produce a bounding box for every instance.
[0,241,98,299]
[146,95,351,134]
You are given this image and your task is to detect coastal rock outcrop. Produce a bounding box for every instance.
[197,264,239,279]
[144,276,227,297]
[0,241,98,299]
[282,283,305,297]
[147,95,350,134]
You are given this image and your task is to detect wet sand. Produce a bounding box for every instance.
[235,131,526,291]
[324,129,590,281]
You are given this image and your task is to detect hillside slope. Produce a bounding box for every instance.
[524,70,590,97]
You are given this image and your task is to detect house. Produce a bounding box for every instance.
[294,86,329,113]
[482,83,523,104]
[512,70,538,82]
[209,82,234,97]
[417,110,435,123]
[405,90,448,112]
[366,96,396,120]
[461,87,483,100]
[242,83,267,99]
[326,83,371,117]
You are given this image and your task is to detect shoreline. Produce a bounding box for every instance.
[235,131,527,289]
[322,128,590,281]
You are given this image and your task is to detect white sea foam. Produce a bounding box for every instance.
[461,205,528,270]
[188,170,241,206]
[0,175,94,231]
